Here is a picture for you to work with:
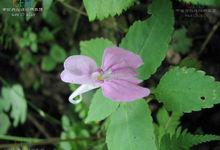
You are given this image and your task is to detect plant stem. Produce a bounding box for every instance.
[0,136,98,149]
[0,135,42,143]
[56,0,87,16]
[28,114,51,138]
[72,4,83,35]
[27,101,61,125]
[200,21,220,54]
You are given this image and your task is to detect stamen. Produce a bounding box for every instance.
[96,75,104,81]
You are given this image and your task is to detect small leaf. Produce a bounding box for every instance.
[80,38,114,66]
[170,27,192,54]
[41,56,57,71]
[0,113,10,135]
[156,107,182,142]
[83,0,136,21]
[106,100,157,150]
[154,67,220,113]
[29,32,37,42]
[120,0,174,80]
[30,43,38,53]
[0,85,27,127]
[59,115,90,150]
[18,38,28,48]
[38,27,54,43]
[50,45,67,63]
[62,115,71,131]
[159,128,220,150]
[85,89,119,123]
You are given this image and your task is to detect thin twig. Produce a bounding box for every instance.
[56,0,87,16]
[72,4,84,35]
[27,101,61,126]
[200,21,220,54]
[28,114,51,138]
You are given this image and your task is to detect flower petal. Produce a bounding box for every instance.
[102,47,143,71]
[60,70,94,84]
[61,55,98,84]
[109,68,141,84]
[102,79,150,102]
[69,84,100,104]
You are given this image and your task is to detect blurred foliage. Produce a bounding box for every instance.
[170,27,192,54]
[0,84,27,127]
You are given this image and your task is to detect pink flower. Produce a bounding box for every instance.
[60,47,150,104]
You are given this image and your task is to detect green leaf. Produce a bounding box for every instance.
[50,45,67,63]
[155,107,182,142]
[157,109,182,135]
[59,116,77,150]
[18,38,29,48]
[85,89,119,123]
[106,100,157,150]
[29,32,37,42]
[80,38,114,66]
[38,27,54,43]
[30,43,38,53]
[120,0,174,80]
[43,0,53,12]
[178,0,220,6]
[159,128,220,150]
[83,0,136,21]
[154,67,220,113]
[0,85,27,127]
[170,27,192,54]
[59,115,90,150]
[179,56,202,69]
[41,56,57,71]
[0,113,10,135]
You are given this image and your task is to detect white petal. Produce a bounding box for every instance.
[68,84,100,104]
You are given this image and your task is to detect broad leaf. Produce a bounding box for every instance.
[83,0,136,21]
[154,67,220,113]
[0,85,27,127]
[106,100,157,150]
[85,89,119,123]
[80,38,114,66]
[120,0,174,80]
[178,0,220,6]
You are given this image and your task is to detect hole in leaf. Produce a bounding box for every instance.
[200,96,205,101]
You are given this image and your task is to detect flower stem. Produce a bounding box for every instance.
[0,136,98,149]
[0,135,42,143]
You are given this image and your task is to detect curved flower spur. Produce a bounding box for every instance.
[60,47,150,104]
